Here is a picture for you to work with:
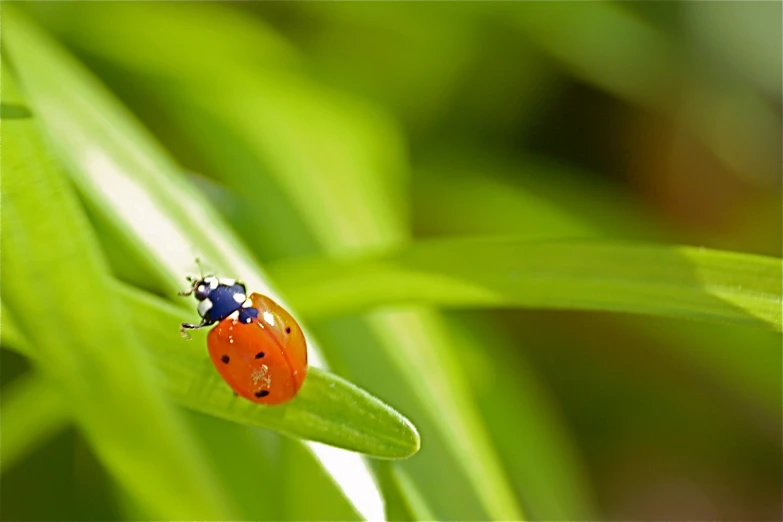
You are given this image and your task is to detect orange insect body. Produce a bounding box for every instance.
[207,293,307,405]
[180,273,307,405]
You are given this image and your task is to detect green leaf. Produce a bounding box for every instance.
[413,151,780,517]
[273,437,365,521]
[507,2,675,108]
[685,2,781,99]
[2,285,422,460]
[0,57,233,519]
[21,1,302,81]
[118,284,420,459]
[0,312,69,476]
[0,372,69,474]
[270,238,782,331]
[0,302,30,357]
[446,315,598,519]
[375,462,437,521]
[174,368,419,460]
[413,146,660,242]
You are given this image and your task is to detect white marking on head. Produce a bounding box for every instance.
[197,298,213,318]
[262,311,275,326]
[204,277,219,290]
[219,278,236,286]
[233,293,247,304]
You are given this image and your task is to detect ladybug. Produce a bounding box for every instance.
[179,274,307,405]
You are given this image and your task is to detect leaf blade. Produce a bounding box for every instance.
[0,372,69,474]
[0,44,233,519]
[270,239,782,331]
[120,283,421,459]
[0,285,420,461]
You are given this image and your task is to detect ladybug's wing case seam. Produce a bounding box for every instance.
[255,318,299,386]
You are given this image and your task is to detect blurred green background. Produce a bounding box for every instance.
[2,2,781,521]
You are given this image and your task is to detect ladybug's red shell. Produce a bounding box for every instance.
[207,293,307,405]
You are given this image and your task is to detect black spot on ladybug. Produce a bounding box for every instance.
[254,390,270,398]
[221,355,230,364]
[285,327,291,334]
[255,352,265,359]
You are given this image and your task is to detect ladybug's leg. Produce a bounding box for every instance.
[180,318,212,339]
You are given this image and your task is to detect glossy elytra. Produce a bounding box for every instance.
[180,274,308,405]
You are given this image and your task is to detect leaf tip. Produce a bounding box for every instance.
[393,412,422,459]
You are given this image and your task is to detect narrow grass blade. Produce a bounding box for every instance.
[270,238,782,332]
[118,284,420,459]
[0,64,232,518]
[0,373,69,474]
[0,307,71,476]
[1,288,420,461]
[416,153,781,446]
[0,303,30,357]
[448,314,598,519]
[375,462,436,521]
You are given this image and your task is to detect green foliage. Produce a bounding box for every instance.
[2,2,780,521]
[1,63,233,519]
[270,239,781,331]
[125,285,420,459]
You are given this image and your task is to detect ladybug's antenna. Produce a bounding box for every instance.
[195,257,205,279]
[180,258,207,296]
